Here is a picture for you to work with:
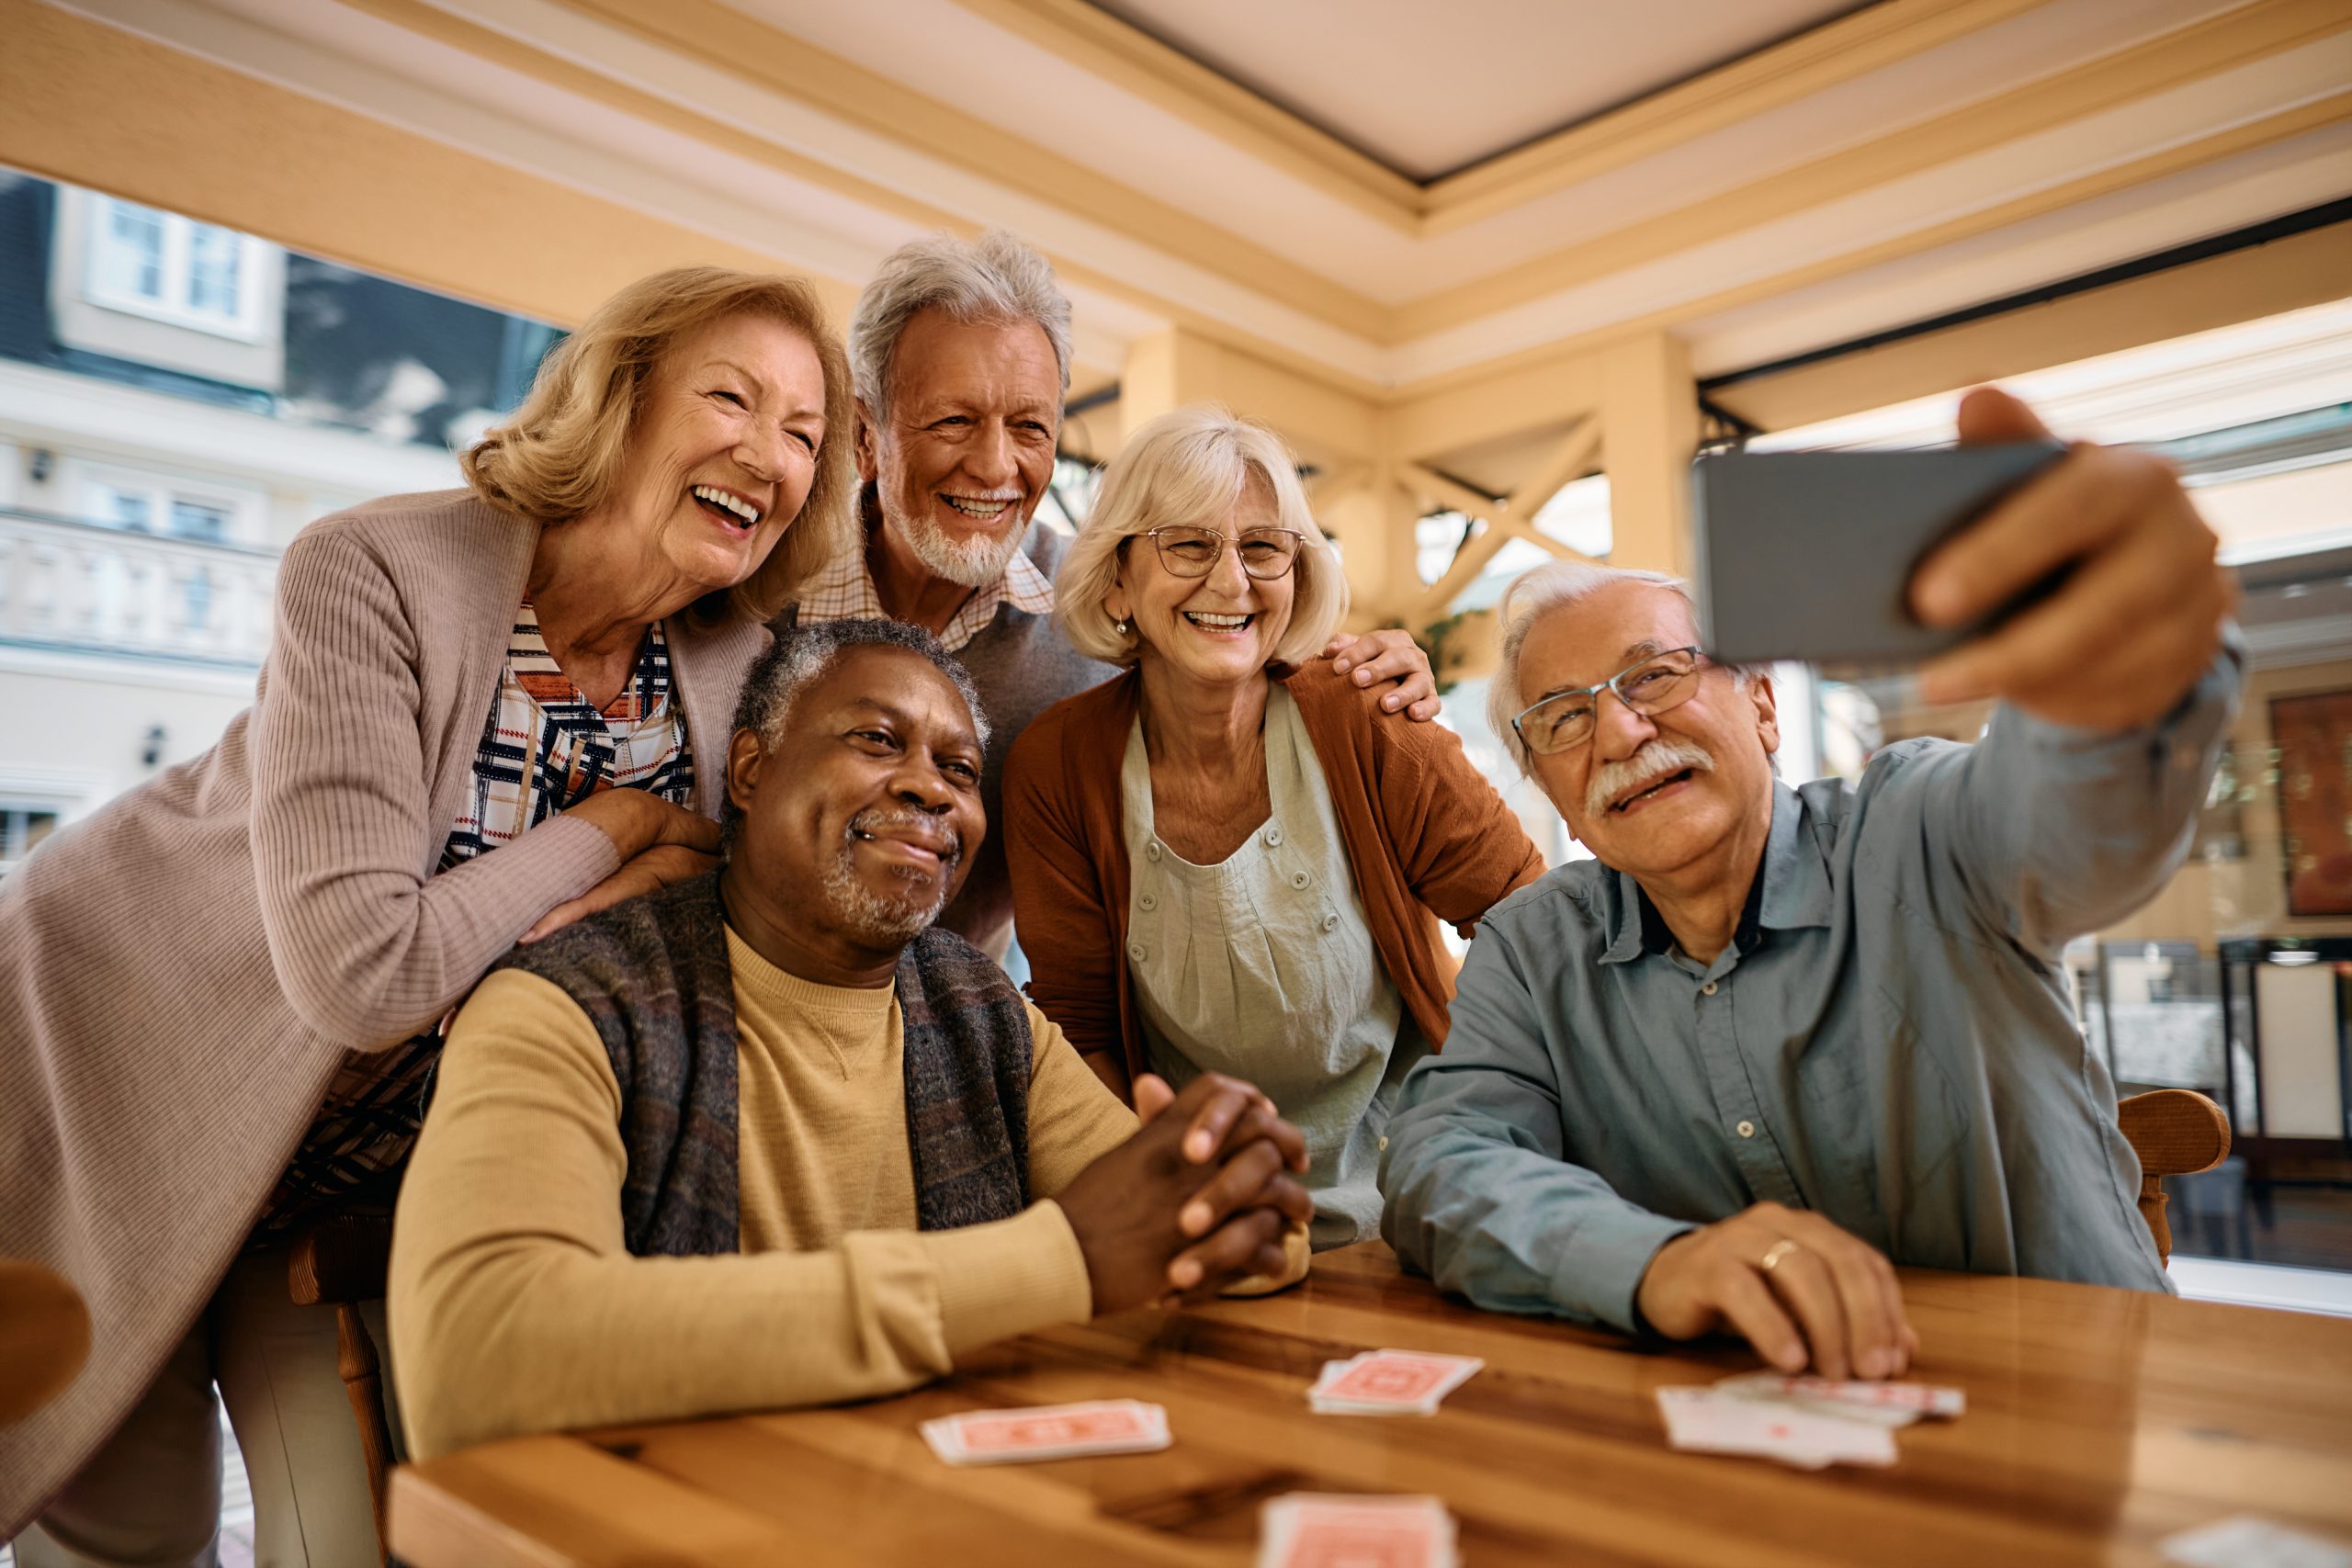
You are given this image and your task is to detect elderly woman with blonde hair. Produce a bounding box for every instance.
[2,265,856,1564]
[1004,405,1545,1252]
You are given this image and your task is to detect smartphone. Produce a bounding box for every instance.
[1690,441,2066,667]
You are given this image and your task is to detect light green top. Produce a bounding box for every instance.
[1120,685,1424,1248]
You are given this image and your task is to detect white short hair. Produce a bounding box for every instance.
[1486,560,1702,776]
[1056,404,1348,670]
[849,230,1073,420]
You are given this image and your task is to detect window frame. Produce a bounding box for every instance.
[82,194,270,343]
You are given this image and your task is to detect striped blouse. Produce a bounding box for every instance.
[258,604,694,1233]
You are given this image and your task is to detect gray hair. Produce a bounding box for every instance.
[722,618,989,854]
[849,230,1074,421]
[1486,560,1734,777]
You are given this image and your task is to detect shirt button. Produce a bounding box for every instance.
[1137,893,1157,912]
[1146,842,1162,863]
[1321,914,1340,933]
[1378,1135,1389,1152]
[1701,981,1718,996]
[1127,942,1147,963]
[1290,870,1311,890]
[1265,826,1284,847]
[1736,1119,1756,1138]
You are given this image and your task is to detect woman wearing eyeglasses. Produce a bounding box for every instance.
[1002,405,1544,1251]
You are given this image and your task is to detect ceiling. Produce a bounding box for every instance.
[21,0,2352,426]
[1088,0,1867,180]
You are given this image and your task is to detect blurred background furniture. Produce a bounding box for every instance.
[2118,1089,2232,1265]
[288,1216,395,1568]
[0,1258,90,1426]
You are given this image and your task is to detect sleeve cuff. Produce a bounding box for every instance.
[1217,1220,1311,1298]
[1557,1209,1699,1335]
[922,1201,1096,1361]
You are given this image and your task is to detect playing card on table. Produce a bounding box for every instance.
[2161,1516,2352,1568]
[1307,1349,1484,1416]
[919,1399,1170,1465]
[1656,1385,1898,1470]
[1715,1371,1966,1427]
[1257,1493,1459,1568]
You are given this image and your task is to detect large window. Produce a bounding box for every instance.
[82,195,267,340]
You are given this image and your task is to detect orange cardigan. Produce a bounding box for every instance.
[1001,661,1547,1099]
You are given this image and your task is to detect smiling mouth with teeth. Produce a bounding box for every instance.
[1183,612,1253,631]
[691,484,763,531]
[941,494,1018,521]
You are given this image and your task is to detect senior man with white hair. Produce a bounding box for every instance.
[1379,388,2240,1382]
[783,230,1438,951]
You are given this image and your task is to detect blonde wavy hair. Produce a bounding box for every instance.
[1056,405,1347,670]
[461,265,857,625]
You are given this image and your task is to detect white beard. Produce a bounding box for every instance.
[882,490,1030,589]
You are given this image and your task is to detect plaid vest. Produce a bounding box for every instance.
[495,872,1032,1256]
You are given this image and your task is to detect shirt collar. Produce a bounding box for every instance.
[796,487,1057,650]
[1599,779,1832,965]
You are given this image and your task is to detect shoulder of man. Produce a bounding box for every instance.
[494,874,721,996]
[1476,858,1610,943]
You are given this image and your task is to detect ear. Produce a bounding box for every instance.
[1745,671,1781,758]
[725,728,765,818]
[854,399,881,485]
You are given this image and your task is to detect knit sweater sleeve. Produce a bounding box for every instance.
[390,970,1096,1460]
[247,523,620,1046]
[1002,707,1131,1092]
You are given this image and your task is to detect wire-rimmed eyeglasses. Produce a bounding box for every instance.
[1137,525,1304,581]
[1510,646,1708,755]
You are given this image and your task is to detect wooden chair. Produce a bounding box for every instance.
[288,1216,397,1566]
[2117,1088,2232,1265]
[0,1258,91,1426]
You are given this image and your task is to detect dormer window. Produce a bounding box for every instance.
[83,195,267,341]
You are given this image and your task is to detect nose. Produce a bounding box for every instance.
[732,423,786,485]
[967,420,1018,490]
[1589,684,1658,761]
[1204,536,1250,595]
[889,758,957,815]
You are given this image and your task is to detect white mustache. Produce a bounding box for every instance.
[847,806,961,863]
[1586,738,1716,818]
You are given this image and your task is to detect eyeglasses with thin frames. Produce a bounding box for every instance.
[1136,525,1305,581]
[1510,646,1708,755]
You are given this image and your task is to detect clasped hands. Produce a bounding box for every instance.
[1056,1071,1312,1314]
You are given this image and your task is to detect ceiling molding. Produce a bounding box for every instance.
[1706,220,2352,431]
[532,0,1391,337]
[1396,0,2352,338]
[1417,0,2056,233]
[949,0,1422,231]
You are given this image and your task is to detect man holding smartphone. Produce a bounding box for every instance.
[1379,389,2236,1381]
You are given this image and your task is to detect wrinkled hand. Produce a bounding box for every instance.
[1325,627,1441,721]
[522,843,719,943]
[1910,387,2232,732]
[1057,1073,1311,1314]
[1634,1202,1918,1381]
[563,789,723,864]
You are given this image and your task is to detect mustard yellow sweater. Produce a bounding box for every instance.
[389,926,1137,1460]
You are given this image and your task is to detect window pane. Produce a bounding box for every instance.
[168,500,231,541]
[94,486,153,531]
[185,225,243,318]
[98,201,165,300]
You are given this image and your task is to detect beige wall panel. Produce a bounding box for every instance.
[1708,223,2352,432]
[1389,350,1606,465]
[0,0,862,330]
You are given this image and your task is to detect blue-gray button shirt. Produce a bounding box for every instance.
[1380,649,2240,1332]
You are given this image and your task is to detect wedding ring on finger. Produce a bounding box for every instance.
[1758,1239,1802,1274]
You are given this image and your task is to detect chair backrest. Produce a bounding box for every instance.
[0,1258,91,1426]
[288,1217,396,1566]
[2116,1089,2232,1265]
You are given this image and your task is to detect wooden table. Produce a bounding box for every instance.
[389,1242,2352,1566]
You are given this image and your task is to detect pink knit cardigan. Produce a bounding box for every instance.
[0,490,767,1529]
